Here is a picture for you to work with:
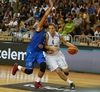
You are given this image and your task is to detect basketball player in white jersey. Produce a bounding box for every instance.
[44,23,78,90]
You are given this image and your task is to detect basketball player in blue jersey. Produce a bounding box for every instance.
[44,23,78,90]
[12,0,53,88]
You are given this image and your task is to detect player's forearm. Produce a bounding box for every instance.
[65,41,74,47]
[45,45,53,50]
[44,0,53,17]
[44,7,52,18]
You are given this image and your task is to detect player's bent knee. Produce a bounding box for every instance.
[64,72,69,76]
[24,69,33,75]
[40,62,46,72]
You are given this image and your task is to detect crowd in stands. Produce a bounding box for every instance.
[0,0,100,44]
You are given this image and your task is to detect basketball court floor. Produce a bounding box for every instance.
[0,65,100,92]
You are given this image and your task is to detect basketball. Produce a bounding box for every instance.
[68,46,77,55]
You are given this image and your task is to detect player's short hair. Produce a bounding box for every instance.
[48,23,55,27]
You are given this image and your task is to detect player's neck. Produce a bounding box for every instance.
[51,33,55,37]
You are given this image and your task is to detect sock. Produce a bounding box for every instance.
[18,65,22,70]
[66,79,73,84]
[36,77,41,82]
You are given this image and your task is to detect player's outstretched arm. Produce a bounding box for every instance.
[60,34,79,52]
[36,0,53,32]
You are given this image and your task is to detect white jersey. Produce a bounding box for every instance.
[47,32,60,54]
[45,32,68,72]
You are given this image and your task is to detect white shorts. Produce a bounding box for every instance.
[45,51,68,72]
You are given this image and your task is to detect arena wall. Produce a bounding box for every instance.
[0,42,100,73]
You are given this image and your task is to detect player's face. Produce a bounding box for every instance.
[48,25,55,35]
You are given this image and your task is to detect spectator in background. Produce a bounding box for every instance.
[19,20,32,33]
[21,0,28,3]
[30,3,36,16]
[55,3,60,14]
[20,7,27,21]
[70,0,79,8]
[71,10,76,20]
[63,3,71,20]
[83,9,90,23]
[0,18,10,32]
[13,8,20,22]
[63,16,75,36]
[86,3,96,26]
[7,2,13,12]
[81,19,87,34]
[94,25,100,45]
[19,17,38,33]
[56,13,64,31]
[35,0,41,8]
[9,0,16,3]
[47,12,56,23]
[34,8,40,22]
[81,23,94,44]
[59,7,64,18]
[4,7,12,20]
[71,3,80,14]
[97,0,100,22]
[0,3,6,12]
[79,1,84,9]
[52,19,58,30]
[16,0,22,10]
[83,3,87,11]
[73,13,82,35]
[51,1,56,14]
[0,6,5,23]
[25,13,33,25]
[13,3,19,13]
[39,9,45,21]
[9,16,18,32]
[82,0,89,4]
[32,17,39,29]
[40,2,48,12]
[26,3,30,14]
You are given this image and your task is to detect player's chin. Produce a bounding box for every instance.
[43,24,48,29]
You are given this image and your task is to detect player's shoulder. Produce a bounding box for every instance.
[55,31,60,36]
[36,26,43,32]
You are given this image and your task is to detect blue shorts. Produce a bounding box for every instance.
[25,51,45,70]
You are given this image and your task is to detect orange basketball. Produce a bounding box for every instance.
[68,46,77,55]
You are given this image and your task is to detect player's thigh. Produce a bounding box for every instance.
[25,53,35,70]
[45,56,58,72]
[57,55,68,69]
[36,52,46,65]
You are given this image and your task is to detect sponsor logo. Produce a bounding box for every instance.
[29,63,32,66]
[38,44,43,49]
[0,48,26,61]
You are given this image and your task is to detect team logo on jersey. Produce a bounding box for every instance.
[29,63,32,66]
[38,44,43,49]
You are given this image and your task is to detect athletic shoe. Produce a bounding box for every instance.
[12,63,19,75]
[70,83,75,90]
[35,82,44,88]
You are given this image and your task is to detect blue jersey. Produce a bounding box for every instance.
[26,28,46,53]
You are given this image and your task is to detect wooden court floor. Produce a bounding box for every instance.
[0,65,100,92]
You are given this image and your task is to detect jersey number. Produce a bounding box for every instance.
[52,40,54,44]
